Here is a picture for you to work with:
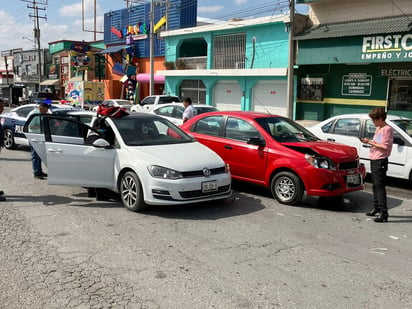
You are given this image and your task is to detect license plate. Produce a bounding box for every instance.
[346,174,360,186]
[202,180,218,193]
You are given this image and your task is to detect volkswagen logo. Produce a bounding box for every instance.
[202,167,211,178]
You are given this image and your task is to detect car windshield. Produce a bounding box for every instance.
[392,119,412,138]
[111,116,194,146]
[255,117,320,142]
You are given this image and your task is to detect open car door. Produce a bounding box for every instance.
[24,114,116,188]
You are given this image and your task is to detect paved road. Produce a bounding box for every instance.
[0,146,411,308]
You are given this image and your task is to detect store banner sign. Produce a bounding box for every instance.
[380,68,412,77]
[361,34,412,61]
[342,73,372,96]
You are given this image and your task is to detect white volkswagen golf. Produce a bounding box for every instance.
[24,112,231,211]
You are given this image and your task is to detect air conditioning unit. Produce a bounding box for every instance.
[235,61,245,69]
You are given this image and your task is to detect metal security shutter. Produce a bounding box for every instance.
[214,81,242,111]
[252,81,287,116]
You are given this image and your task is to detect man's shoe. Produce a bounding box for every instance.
[40,172,48,177]
[374,211,388,223]
[0,190,4,195]
[34,174,46,180]
[366,208,380,216]
[0,195,6,202]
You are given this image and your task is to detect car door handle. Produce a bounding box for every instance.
[30,139,44,143]
[47,149,63,154]
[361,144,371,148]
[326,138,335,142]
[224,145,233,150]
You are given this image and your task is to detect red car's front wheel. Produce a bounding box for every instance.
[271,172,304,205]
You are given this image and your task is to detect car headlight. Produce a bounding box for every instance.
[147,165,183,179]
[305,154,335,170]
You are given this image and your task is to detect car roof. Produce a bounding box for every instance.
[320,113,410,121]
[192,110,280,119]
[107,112,164,120]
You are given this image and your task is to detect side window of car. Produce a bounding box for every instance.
[332,118,360,136]
[141,97,154,106]
[27,114,43,133]
[225,117,261,142]
[365,120,376,139]
[49,118,83,138]
[158,97,176,104]
[175,106,184,119]
[193,116,223,136]
[321,120,334,133]
[155,106,174,117]
[18,106,34,118]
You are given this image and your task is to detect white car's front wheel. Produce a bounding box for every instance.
[120,171,147,212]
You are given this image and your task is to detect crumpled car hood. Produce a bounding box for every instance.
[283,140,358,162]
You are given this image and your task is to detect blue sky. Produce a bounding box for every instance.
[0,0,307,52]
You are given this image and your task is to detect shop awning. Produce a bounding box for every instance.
[100,45,124,54]
[40,79,60,86]
[295,15,412,40]
[136,73,165,84]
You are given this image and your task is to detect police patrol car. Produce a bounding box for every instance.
[0,103,79,149]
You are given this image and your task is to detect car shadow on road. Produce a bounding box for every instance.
[300,191,404,214]
[0,157,31,162]
[5,194,94,207]
[5,192,123,209]
[230,180,406,215]
[142,191,265,220]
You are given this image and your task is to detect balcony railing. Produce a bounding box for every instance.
[176,56,207,70]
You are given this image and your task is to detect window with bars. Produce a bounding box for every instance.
[213,33,246,69]
[179,80,206,104]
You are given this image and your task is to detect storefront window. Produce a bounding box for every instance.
[388,79,412,111]
[299,77,323,101]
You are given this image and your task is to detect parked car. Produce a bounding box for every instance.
[27,92,61,104]
[0,103,79,149]
[23,112,231,211]
[307,114,412,182]
[180,111,366,205]
[131,95,180,112]
[92,99,134,112]
[151,103,218,125]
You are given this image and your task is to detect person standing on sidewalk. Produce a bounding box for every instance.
[361,107,393,223]
[0,99,6,201]
[27,102,50,180]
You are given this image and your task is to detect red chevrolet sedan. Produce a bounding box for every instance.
[180,111,366,205]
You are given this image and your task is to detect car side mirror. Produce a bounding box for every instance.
[92,138,111,148]
[247,137,265,147]
[393,137,405,146]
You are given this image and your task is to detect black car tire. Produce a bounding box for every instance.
[120,171,147,212]
[3,129,17,150]
[271,171,304,205]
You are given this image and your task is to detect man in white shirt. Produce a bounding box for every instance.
[182,97,196,123]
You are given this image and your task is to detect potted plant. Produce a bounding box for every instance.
[163,61,175,70]
[175,59,186,70]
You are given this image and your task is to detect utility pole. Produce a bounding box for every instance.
[149,0,155,95]
[286,0,295,119]
[23,0,47,91]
